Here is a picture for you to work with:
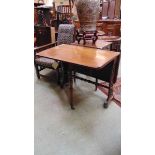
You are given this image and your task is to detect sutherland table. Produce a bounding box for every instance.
[37,44,120,109]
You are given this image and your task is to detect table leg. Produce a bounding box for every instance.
[104,58,117,108]
[110,43,113,51]
[69,64,75,110]
[104,82,113,108]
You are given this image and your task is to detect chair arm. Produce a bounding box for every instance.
[34,42,57,53]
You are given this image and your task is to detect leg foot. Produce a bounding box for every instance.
[36,73,40,79]
[103,102,108,108]
[57,69,60,85]
[71,106,75,110]
[95,78,98,91]
[34,64,40,79]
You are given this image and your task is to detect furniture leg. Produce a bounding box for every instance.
[34,63,40,79]
[103,58,117,108]
[92,31,98,44]
[57,12,60,28]
[73,71,76,83]
[83,32,86,45]
[69,64,75,110]
[104,82,113,108]
[110,43,113,51]
[95,78,98,91]
[57,68,60,85]
[59,62,64,88]
[76,30,81,44]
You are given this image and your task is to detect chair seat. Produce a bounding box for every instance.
[35,57,55,68]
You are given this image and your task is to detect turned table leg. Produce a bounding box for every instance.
[104,58,117,108]
[104,82,113,108]
[69,64,75,110]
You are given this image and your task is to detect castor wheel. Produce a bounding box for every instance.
[103,102,109,108]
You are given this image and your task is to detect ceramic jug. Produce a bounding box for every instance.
[75,0,100,32]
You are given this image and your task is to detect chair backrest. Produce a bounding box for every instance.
[57,5,71,20]
[57,24,75,45]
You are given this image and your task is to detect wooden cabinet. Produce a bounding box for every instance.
[73,19,121,36]
[102,19,121,36]
[34,26,52,46]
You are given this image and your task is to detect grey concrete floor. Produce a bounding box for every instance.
[34,70,121,155]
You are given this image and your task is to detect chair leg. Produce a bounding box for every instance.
[95,78,98,91]
[73,71,76,83]
[57,68,60,85]
[59,65,65,89]
[34,64,40,79]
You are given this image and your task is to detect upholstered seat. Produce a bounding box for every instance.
[35,57,55,68]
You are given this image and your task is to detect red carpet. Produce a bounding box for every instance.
[98,78,121,107]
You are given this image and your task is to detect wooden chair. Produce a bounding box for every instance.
[57,5,72,27]
[34,43,60,84]
[34,24,75,87]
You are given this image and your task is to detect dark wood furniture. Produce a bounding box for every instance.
[75,30,98,45]
[34,26,52,47]
[35,5,53,26]
[34,2,44,7]
[100,35,121,51]
[34,3,44,25]
[102,19,121,36]
[56,5,72,27]
[34,3,54,47]
[73,19,121,36]
[37,44,120,110]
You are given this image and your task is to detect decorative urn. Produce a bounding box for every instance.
[75,0,100,32]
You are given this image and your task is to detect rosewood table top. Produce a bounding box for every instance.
[36,44,120,69]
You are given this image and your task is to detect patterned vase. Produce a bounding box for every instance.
[75,0,100,32]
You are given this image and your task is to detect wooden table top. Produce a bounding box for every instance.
[72,40,112,50]
[99,19,121,24]
[74,19,121,23]
[37,44,120,69]
[99,36,121,42]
